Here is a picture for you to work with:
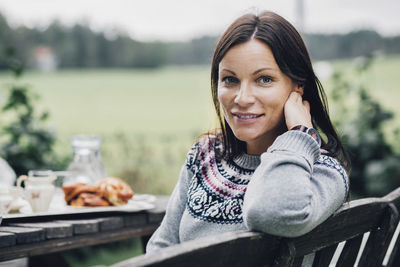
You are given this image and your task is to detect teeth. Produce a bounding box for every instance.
[236,114,259,119]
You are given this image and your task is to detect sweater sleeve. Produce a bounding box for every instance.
[243,130,349,238]
[145,143,198,253]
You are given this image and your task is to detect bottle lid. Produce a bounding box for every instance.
[71,134,102,150]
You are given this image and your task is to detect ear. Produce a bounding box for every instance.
[294,83,304,96]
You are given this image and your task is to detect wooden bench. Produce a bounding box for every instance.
[113,187,400,267]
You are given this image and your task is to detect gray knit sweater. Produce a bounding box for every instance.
[146,130,349,253]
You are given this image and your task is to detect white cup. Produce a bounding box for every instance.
[0,185,13,215]
[17,170,56,212]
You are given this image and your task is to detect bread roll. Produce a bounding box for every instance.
[97,177,134,206]
[62,183,97,203]
[62,177,134,206]
[70,192,110,207]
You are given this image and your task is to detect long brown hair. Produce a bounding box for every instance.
[210,11,350,172]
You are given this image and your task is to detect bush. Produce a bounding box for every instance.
[0,47,67,176]
[330,56,400,198]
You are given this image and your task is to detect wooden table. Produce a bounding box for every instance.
[0,196,168,264]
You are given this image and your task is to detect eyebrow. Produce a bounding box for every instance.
[220,67,276,76]
[220,68,236,75]
[252,68,276,75]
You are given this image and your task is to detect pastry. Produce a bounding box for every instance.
[97,177,134,206]
[62,183,97,203]
[62,177,134,207]
[70,192,110,207]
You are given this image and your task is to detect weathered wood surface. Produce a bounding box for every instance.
[0,232,16,248]
[312,243,338,267]
[0,223,160,262]
[358,203,399,267]
[115,231,281,267]
[0,195,168,262]
[381,188,400,267]
[97,216,124,231]
[291,257,303,267]
[387,224,400,267]
[290,198,387,256]
[113,188,400,267]
[9,222,73,239]
[335,235,362,266]
[55,219,99,235]
[0,226,45,244]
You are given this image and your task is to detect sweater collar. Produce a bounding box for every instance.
[233,153,261,170]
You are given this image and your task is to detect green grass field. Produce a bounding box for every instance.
[328,55,400,115]
[1,66,215,136]
[0,55,399,195]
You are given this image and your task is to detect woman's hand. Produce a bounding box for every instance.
[284,91,313,130]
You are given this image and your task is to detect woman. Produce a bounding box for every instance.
[146,11,350,252]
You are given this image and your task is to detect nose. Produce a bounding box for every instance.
[234,82,255,106]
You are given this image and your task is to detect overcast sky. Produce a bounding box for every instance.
[0,0,399,41]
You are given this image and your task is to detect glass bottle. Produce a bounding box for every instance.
[65,135,106,185]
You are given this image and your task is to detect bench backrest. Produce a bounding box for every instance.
[114,187,400,267]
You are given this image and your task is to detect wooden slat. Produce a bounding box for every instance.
[386,223,400,267]
[0,223,159,262]
[385,187,400,267]
[55,219,99,235]
[312,243,338,267]
[358,203,400,266]
[9,222,73,239]
[0,226,45,244]
[292,256,304,267]
[273,241,296,267]
[124,213,147,227]
[383,187,400,208]
[292,198,387,256]
[113,231,281,267]
[0,232,16,248]
[98,217,124,231]
[335,235,363,267]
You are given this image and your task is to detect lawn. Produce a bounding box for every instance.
[3,66,215,136]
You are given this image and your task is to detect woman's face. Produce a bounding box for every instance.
[217,39,298,155]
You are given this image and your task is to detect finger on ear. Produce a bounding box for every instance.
[295,84,304,96]
[303,100,310,112]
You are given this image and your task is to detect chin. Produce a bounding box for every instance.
[232,130,261,143]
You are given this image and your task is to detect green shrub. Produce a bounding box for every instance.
[330,56,400,198]
[0,47,67,175]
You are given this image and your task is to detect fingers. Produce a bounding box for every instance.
[284,91,313,129]
[287,91,302,104]
[288,92,308,109]
[303,100,310,112]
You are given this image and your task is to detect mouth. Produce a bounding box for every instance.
[232,113,264,119]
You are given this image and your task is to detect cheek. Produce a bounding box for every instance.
[260,91,287,108]
[217,89,230,109]
[259,91,289,119]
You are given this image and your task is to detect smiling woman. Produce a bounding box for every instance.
[144,11,351,266]
[217,39,305,155]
